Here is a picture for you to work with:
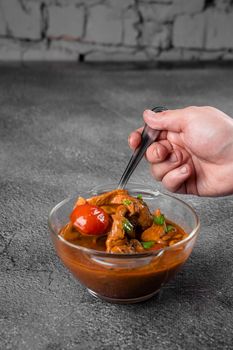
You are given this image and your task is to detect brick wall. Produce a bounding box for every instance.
[0,0,233,62]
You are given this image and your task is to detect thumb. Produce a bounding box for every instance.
[143,109,187,133]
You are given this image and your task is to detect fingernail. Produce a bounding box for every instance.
[170,152,177,162]
[180,166,188,174]
[144,109,156,118]
[154,146,161,159]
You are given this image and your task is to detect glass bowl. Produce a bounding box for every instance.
[48,183,200,304]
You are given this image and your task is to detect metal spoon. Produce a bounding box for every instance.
[118,106,168,189]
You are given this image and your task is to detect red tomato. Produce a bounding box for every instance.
[70,204,109,236]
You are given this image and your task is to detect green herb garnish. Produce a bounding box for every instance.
[123,219,134,234]
[122,199,132,206]
[153,214,165,225]
[137,194,143,200]
[165,224,175,233]
[141,241,155,249]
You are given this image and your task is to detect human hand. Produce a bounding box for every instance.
[128,106,233,196]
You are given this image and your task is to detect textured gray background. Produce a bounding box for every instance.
[0,63,233,350]
[1,0,233,63]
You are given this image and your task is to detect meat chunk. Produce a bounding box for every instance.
[106,201,150,253]
[141,224,165,242]
[74,189,129,215]
[100,205,119,215]
[60,222,81,241]
[74,196,87,207]
[110,192,153,230]
[87,189,128,206]
[110,239,144,254]
[106,205,128,253]
[137,205,153,230]
[129,239,144,253]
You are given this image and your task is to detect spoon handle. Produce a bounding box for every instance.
[118,106,168,189]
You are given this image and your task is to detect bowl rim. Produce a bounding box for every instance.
[48,183,200,258]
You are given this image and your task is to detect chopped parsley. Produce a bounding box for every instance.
[165,224,175,233]
[123,219,134,234]
[153,214,165,225]
[122,199,132,206]
[141,241,155,249]
[137,194,143,200]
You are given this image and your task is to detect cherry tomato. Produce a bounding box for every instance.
[70,204,109,236]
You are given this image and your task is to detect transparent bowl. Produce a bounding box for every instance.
[48,183,200,304]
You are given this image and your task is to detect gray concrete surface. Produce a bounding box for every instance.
[0,63,233,350]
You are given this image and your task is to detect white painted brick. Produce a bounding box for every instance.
[47,5,84,39]
[54,0,99,5]
[200,50,225,60]
[50,40,86,55]
[49,40,127,56]
[45,48,78,61]
[85,5,122,44]
[0,0,232,62]
[0,8,7,35]
[182,49,204,60]
[139,1,205,23]
[172,0,205,15]
[138,0,172,3]
[49,39,91,58]
[173,13,205,49]
[160,49,200,61]
[158,48,225,61]
[123,8,139,46]
[141,22,171,49]
[205,9,233,49]
[85,49,148,62]
[1,0,41,40]
[0,38,21,60]
[158,48,183,61]
[144,47,160,60]
[22,41,79,61]
[222,51,233,60]
[108,0,135,10]
[22,41,47,60]
[215,0,232,11]
[139,4,174,23]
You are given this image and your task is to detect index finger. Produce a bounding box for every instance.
[143,108,187,132]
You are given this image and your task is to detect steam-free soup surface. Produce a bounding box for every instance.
[60,189,188,253]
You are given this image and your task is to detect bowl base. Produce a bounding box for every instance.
[87,288,160,304]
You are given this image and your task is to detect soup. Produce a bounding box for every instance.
[60,189,188,253]
[52,189,193,301]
